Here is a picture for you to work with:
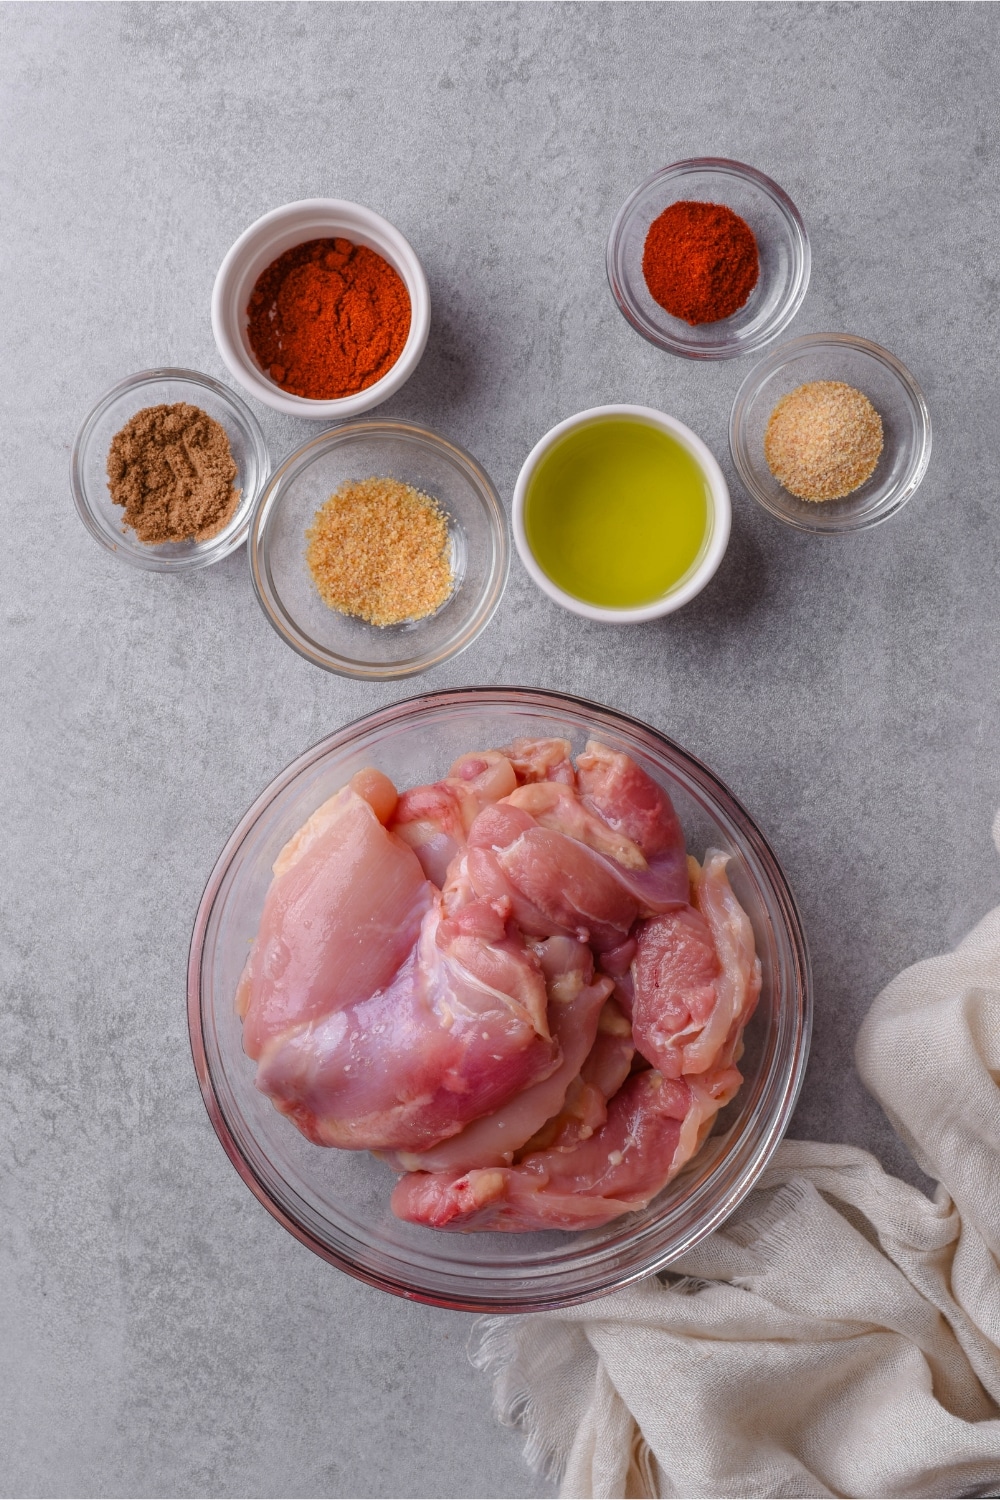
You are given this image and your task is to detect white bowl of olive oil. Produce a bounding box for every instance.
[512,405,730,622]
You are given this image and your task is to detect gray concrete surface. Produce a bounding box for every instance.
[3,3,1000,1495]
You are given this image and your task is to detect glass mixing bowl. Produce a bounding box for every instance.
[607,158,810,361]
[188,689,811,1311]
[248,420,508,679]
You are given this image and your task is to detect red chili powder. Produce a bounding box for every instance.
[642,201,759,326]
[246,237,411,400]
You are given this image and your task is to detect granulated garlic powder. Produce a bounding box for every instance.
[764,381,883,502]
[305,476,453,627]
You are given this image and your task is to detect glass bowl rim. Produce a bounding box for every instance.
[70,365,269,572]
[606,156,811,361]
[247,418,510,680]
[729,331,933,534]
[187,686,813,1311]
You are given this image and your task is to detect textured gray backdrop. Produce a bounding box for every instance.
[3,3,999,1496]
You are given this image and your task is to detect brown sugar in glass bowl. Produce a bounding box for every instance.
[72,368,268,572]
[246,238,411,401]
[106,402,240,544]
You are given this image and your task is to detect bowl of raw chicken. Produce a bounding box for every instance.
[189,688,811,1310]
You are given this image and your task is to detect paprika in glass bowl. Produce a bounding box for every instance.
[212,199,431,420]
[607,159,810,361]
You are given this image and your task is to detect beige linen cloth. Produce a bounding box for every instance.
[471,813,1000,1498]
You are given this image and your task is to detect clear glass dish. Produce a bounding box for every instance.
[248,421,509,679]
[730,333,932,533]
[607,158,810,361]
[188,688,812,1312]
[70,368,269,571]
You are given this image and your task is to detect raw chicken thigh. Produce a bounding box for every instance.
[391,1069,716,1231]
[390,850,759,1233]
[253,898,562,1151]
[384,939,615,1175]
[237,738,763,1233]
[632,851,762,1081]
[390,751,517,887]
[237,769,429,1061]
[240,763,557,1152]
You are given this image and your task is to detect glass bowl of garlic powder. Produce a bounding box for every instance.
[248,419,509,678]
[730,333,932,533]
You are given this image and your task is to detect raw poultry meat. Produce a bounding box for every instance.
[384,938,614,1174]
[238,737,763,1233]
[391,855,757,1233]
[516,997,636,1156]
[462,756,690,951]
[505,736,577,786]
[253,897,559,1150]
[239,761,559,1151]
[390,750,517,887]
[390,1068,728,1232]
[578,741,685,858]
[632,851,762,1080]
[237,769,430,1060]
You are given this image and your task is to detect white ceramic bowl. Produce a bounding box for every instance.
[512,404,731,622]
[211,199,431,420]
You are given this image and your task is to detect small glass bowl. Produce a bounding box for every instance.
[248,420,509,679]
[71,368,269,572]
[730,334,932,533]
[607,158,810,361]
[188,688,812,1312]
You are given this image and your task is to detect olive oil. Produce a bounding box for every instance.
[524,418,711,609]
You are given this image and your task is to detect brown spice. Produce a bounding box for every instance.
[106,403,240,543]
[305,477,453,627]
[764,381,884,502]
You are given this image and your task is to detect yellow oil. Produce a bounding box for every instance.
[524,418,711,609]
